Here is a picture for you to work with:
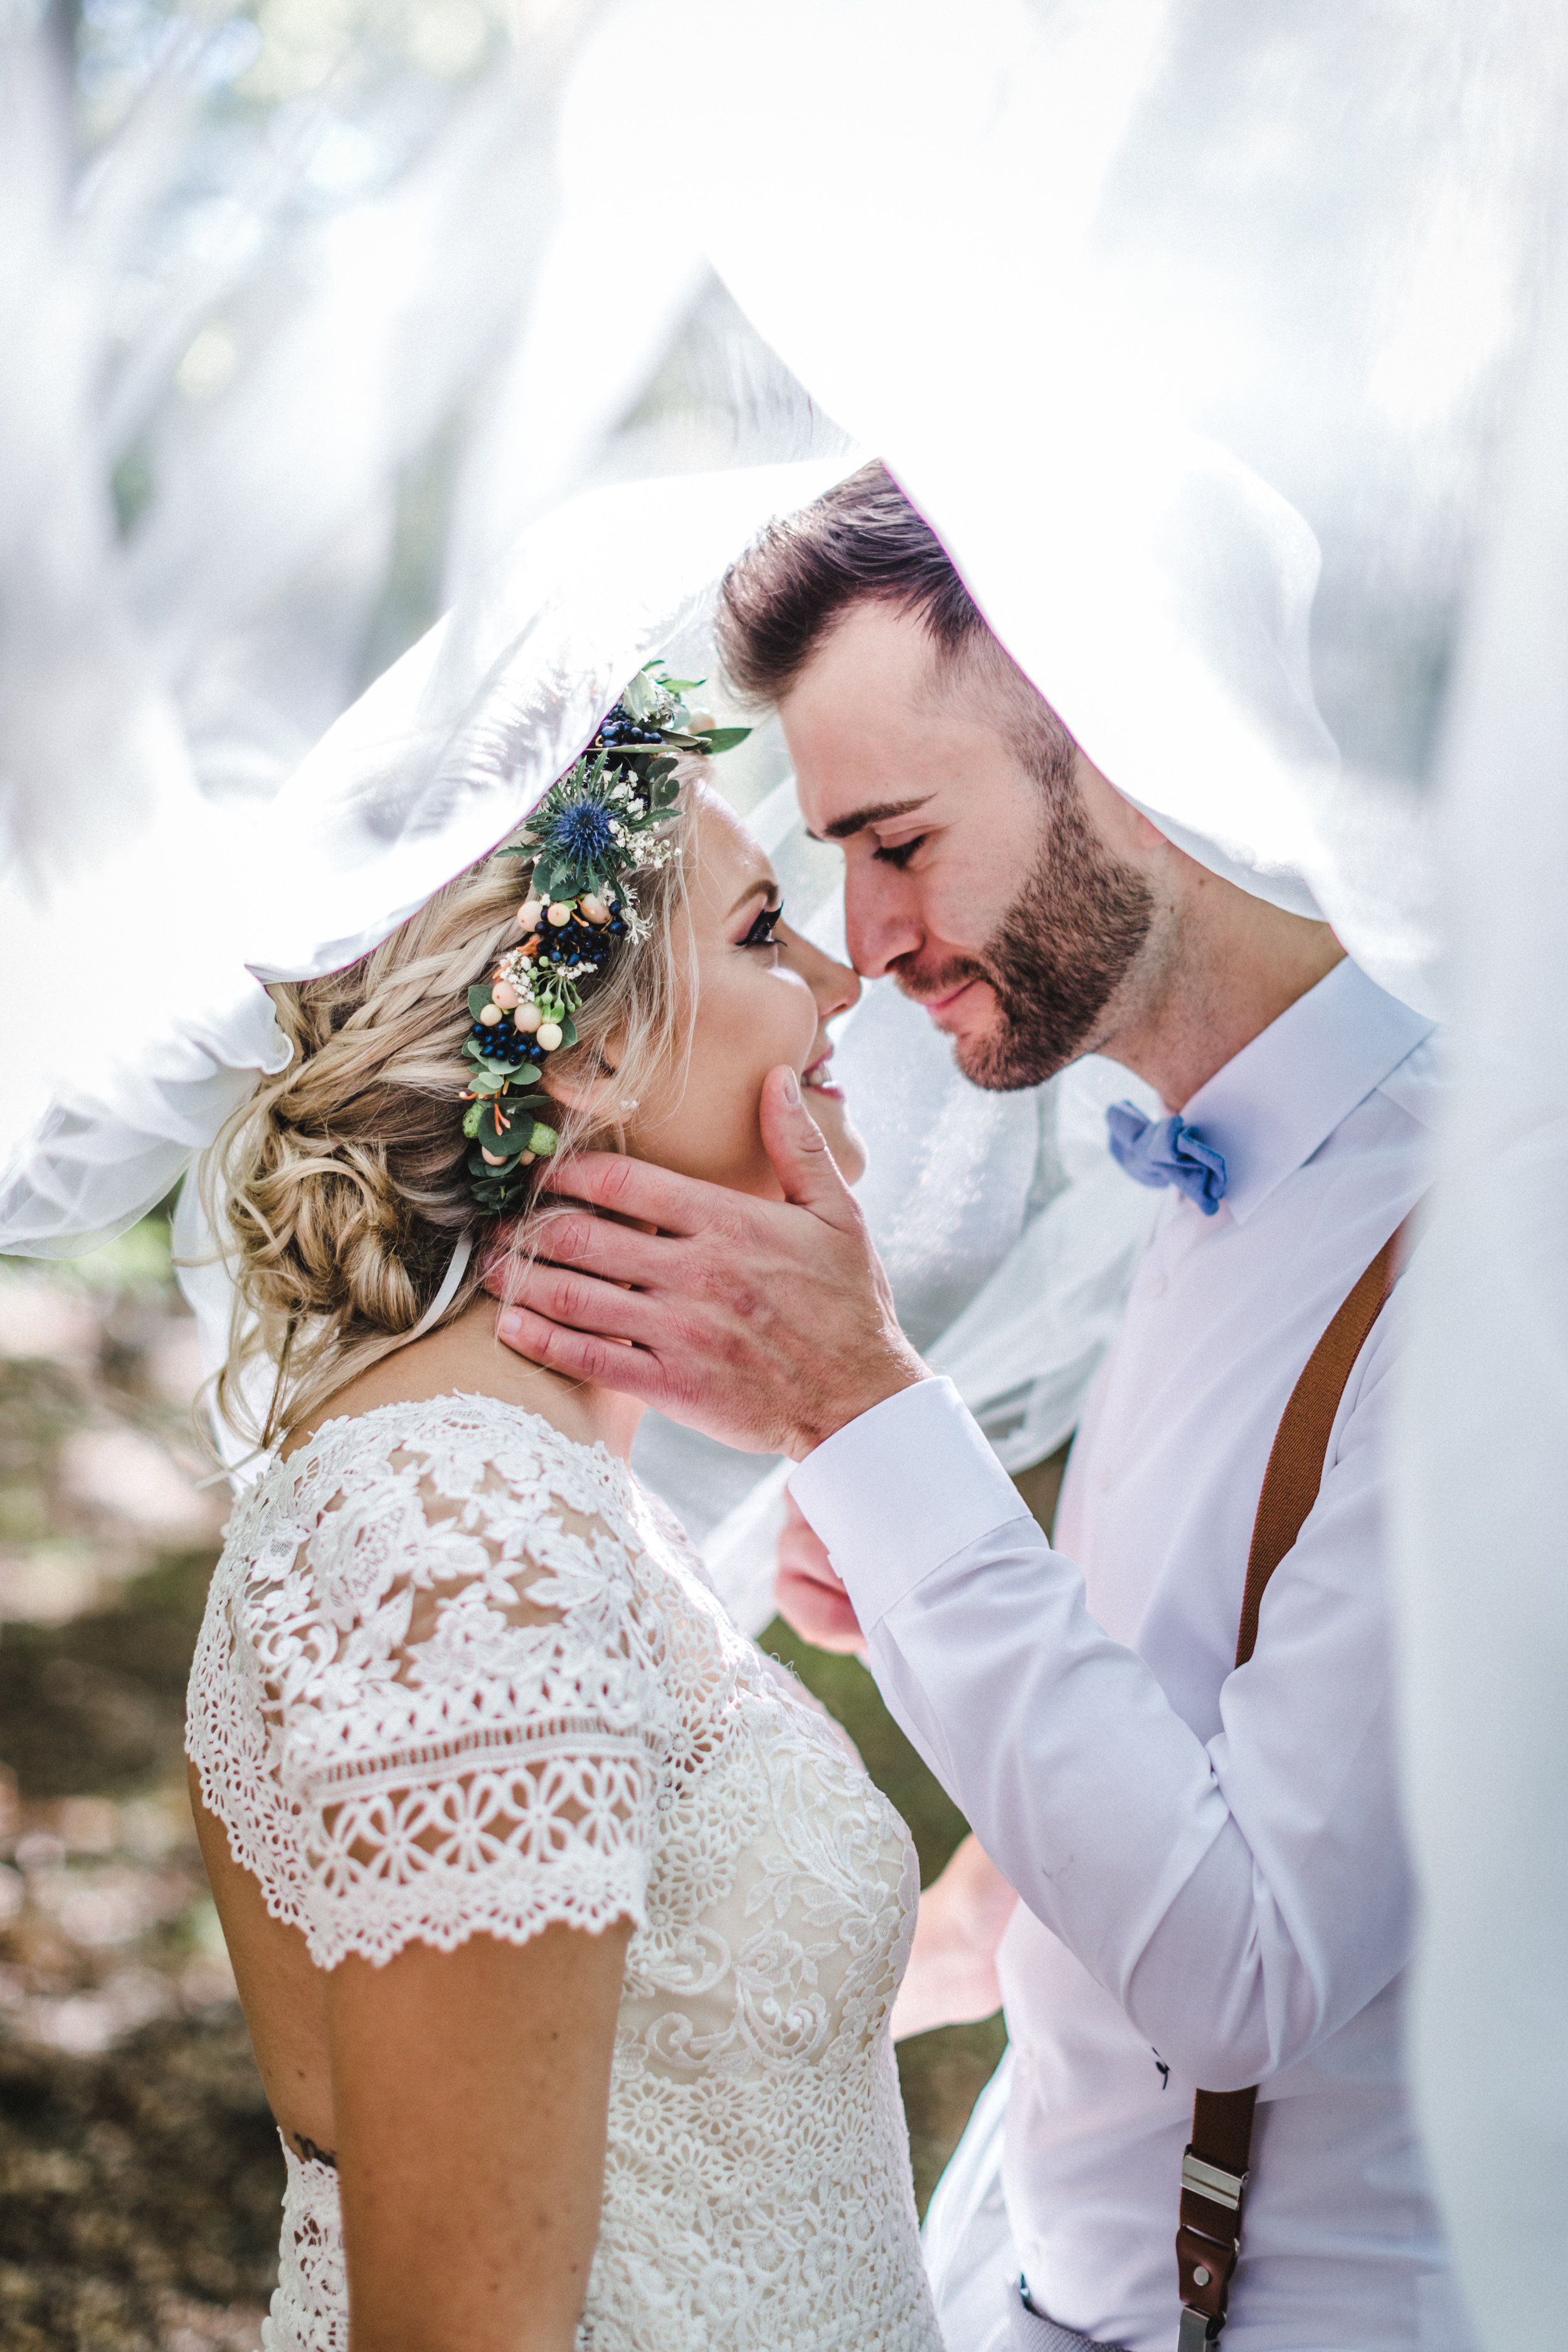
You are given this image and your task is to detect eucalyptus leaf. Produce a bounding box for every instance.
[467,983,494,1020]
[697,725,751,753]
[487,1117,539,1160]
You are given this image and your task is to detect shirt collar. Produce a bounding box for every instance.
[1180,958,1436,1227]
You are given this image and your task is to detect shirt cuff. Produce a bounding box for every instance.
[787,1376,1033,1629]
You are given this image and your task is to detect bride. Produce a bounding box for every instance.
[183,677,943,2352]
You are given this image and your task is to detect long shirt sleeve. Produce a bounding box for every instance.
[790,1355,1412,2092]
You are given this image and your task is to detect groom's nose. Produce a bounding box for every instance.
[844,865,923,981]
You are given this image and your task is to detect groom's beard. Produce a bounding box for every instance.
[907,789,1156,1092]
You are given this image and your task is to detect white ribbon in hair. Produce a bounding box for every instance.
[394,1230,475,1351]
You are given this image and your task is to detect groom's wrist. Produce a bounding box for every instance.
[789,1376,1034,1629]
[785,1348,930,1462]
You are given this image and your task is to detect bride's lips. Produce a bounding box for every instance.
[802,1046,844,1103]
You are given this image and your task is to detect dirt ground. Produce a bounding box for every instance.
[0,1222,1014,2349]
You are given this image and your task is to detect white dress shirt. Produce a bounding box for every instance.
[792,960,1476,2352]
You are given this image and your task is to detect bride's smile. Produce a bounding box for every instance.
[600,781,865,1199]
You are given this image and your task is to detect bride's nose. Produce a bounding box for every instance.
[792,933,862,1022]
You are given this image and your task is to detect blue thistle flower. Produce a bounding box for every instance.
[545,799,617,866]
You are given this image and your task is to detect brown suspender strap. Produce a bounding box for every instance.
[1173,1210,1417,2350]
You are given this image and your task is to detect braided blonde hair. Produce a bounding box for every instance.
[206,793,691,1448]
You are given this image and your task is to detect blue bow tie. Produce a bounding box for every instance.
[1105,1101,1227,1215]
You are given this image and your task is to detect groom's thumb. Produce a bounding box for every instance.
[760,1065,858,1227]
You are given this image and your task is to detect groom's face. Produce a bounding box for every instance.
[781,603,1159,1089]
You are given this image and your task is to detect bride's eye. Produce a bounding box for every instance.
[742,901,784,948]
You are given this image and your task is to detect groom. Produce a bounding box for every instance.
[489,464,1469,2352]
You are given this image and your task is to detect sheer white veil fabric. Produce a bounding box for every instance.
[622,0,1439,1009]
[1393,188,1568,2340]
[0,460,849,1266]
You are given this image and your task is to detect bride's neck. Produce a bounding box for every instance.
[283,1293,644,1464]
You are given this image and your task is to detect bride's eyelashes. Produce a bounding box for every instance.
[741,901,784,948]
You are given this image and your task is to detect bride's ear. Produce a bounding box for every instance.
[539,1036,630,1127]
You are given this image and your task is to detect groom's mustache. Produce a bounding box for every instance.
[891,952,993,1005]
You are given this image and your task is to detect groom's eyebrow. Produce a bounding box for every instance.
[808,794,932,843]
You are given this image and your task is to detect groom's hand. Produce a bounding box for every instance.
[486,1066,926,1459]
[775,1493,867,1655]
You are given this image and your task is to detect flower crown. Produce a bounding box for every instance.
[460,662,750,1217]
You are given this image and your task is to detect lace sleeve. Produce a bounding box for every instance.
[191,1407,674,1970]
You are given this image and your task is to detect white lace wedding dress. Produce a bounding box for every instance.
[186,1392,940,2352]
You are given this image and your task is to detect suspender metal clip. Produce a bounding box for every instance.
[1180,2151,1248,2211]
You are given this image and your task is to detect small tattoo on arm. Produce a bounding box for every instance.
[292,2131,337,2169]
[1153,2053,1170,2090]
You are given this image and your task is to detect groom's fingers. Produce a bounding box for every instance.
[487,1104,928,1455]
[775,1564,869,1655]
[493,1302,673,1404]
[758,1067,864,1229]
[499,1209,665,1293]
[500,1258,664,1347]
[775,1494,867,1656]
[539,1150,742,1240]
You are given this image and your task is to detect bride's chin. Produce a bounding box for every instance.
[807,1092,867,1185]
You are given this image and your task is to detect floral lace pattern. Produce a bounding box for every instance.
[262,2143,347,2352]
[188,1393,940,2352]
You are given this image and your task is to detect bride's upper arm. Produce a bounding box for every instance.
[325,1915,633,2352]
[189,1416,677,2344]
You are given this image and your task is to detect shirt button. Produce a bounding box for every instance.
[1146,1269,1168,1298]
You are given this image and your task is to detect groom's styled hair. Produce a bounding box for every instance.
[717,460,1076,790]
